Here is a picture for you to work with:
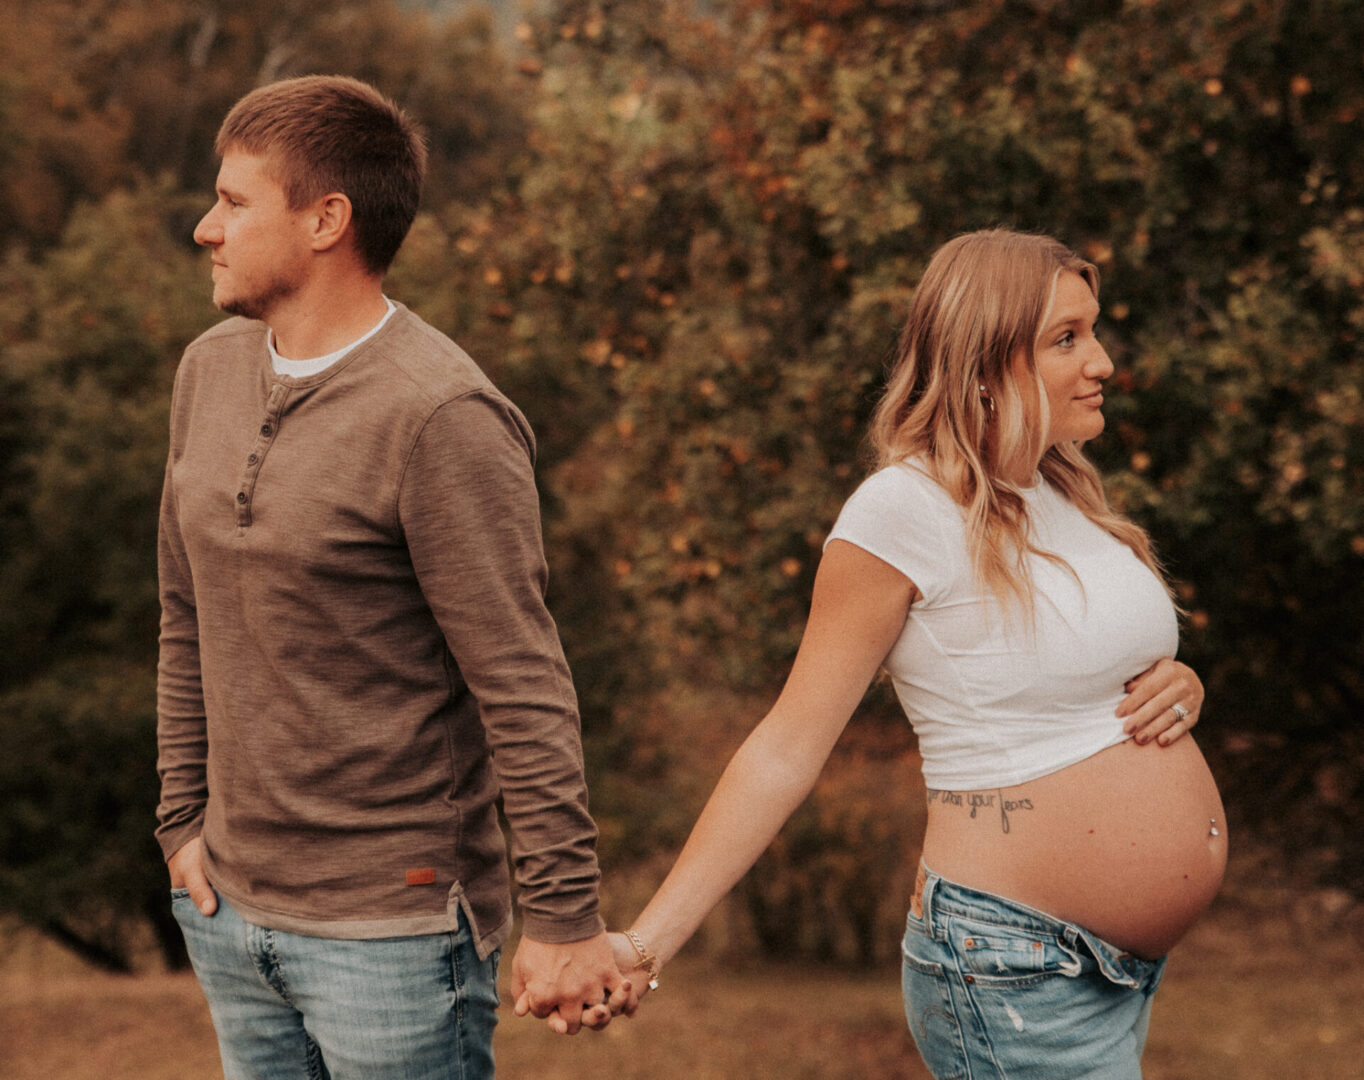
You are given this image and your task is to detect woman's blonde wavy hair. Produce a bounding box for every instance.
[868,228,1169,614]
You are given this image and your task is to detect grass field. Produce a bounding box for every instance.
[3,875,1362,1079]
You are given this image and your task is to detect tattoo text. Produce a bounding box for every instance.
[927,789,1036,834]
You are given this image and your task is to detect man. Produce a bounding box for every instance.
[156,75,629,1078]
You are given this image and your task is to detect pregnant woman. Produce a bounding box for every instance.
[603,228,1227,1078]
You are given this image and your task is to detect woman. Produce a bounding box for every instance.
[608,228,1227,1077]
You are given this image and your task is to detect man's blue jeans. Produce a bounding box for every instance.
[172,890,499,1080]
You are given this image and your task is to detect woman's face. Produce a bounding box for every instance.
[1024,270,1114,447]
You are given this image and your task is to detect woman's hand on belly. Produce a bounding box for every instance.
[1116,658,1204,746]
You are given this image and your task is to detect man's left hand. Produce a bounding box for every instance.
[510,931,637,1034]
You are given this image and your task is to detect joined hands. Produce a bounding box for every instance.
[510,930,647,1035]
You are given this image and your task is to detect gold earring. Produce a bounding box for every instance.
[979,383,996,419]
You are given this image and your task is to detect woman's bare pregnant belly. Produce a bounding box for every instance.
[919,735,1226,959]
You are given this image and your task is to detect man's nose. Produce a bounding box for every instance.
[192,206,220,247]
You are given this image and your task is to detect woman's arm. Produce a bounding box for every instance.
[619,539,916,974]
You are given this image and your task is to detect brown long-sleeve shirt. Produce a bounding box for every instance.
[155,305,602,958]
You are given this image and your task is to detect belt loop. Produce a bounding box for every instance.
[916,863,946,941]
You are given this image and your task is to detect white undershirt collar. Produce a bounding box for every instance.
[269,298,396,377]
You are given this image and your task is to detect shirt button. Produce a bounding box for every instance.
[247,454,258,464]
[260,424,273,436]
[236,492,247,504]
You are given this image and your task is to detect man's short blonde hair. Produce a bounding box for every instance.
[217,75,427,275]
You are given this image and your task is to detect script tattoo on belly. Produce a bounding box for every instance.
[927,789,1036,834]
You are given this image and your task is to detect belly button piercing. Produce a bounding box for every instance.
[1209,818,1220,837]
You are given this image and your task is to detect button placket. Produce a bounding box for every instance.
[235,382,290,527]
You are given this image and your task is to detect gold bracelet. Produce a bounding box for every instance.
[625,929,662,991]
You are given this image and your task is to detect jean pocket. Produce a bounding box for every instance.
[901,946,967,1080]
[949,917,1079,986]
[903,949,946,977]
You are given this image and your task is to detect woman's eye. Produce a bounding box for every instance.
[1057,331,1075,347]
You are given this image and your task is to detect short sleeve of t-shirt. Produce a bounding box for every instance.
[824,464,963,604]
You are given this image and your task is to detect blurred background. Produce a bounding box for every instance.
[1,0,1361,1076]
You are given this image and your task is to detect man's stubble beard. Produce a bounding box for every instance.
[216,272,302,322]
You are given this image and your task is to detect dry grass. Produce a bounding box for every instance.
[3,892,1362,1080]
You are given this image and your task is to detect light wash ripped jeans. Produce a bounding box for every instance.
[172,890,500,1080]
[901,865,1166,1079]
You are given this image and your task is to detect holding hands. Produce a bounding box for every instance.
[510,931,638,1034]
[510,929,662,1034]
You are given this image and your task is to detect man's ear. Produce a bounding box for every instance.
[308,192,354,254]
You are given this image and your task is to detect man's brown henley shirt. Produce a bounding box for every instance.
[155,306,602,958]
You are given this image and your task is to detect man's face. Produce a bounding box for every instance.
[193,150,313,321]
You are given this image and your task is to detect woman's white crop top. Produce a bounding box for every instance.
[825,462,1178,790]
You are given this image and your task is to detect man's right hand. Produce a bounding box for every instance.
[168,836,218,915]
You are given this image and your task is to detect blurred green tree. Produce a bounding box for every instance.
[0,0,524,248]
[0,180,214,969]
